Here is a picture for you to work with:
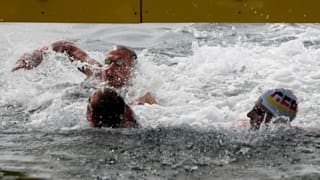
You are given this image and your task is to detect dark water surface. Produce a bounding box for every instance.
[0,128,319,180]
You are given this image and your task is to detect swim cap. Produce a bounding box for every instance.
[259,88,298,121]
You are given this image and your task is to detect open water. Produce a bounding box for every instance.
[0,23,319,179]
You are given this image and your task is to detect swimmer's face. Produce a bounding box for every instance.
[247,101,273,129]
[103,49,134,87]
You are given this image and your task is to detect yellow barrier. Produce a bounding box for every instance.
[143,0,320,22]
[1,0,320,23]
[0,0,140,23]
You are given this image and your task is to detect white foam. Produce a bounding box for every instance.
[1,23,319,131]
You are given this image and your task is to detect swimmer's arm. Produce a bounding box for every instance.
[11,49,44,72]
[51,40,103,76]
[12,40,101,76]
[133,92,157,105]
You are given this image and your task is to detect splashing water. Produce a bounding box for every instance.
[0,23,319,179]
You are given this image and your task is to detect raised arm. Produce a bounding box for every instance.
[11,40,102,77]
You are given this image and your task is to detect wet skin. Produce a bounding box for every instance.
[247,101,273,129]
[98,49,134,87]
[86,88,138,128]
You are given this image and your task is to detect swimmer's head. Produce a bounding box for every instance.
[103,45,137,87]
[105,45,137,65]
[259,88,298,122]
[247,100,273,130]
[247,88,298,130]
[113,45,137,60]
[87,88,125,128]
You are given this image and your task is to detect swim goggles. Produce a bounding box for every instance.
[252,106,266,116]
[104,58,125,67]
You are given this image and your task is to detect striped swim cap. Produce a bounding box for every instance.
[259,88,298,121]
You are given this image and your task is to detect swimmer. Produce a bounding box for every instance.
[235,88,298,130]
[11,40,156,105]
[87,88,138,128]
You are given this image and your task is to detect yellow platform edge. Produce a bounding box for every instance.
[1,0,320,23]
[0,0,140,23]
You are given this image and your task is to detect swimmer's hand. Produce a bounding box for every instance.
[11,50,43,72]
[133,92,157,105]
